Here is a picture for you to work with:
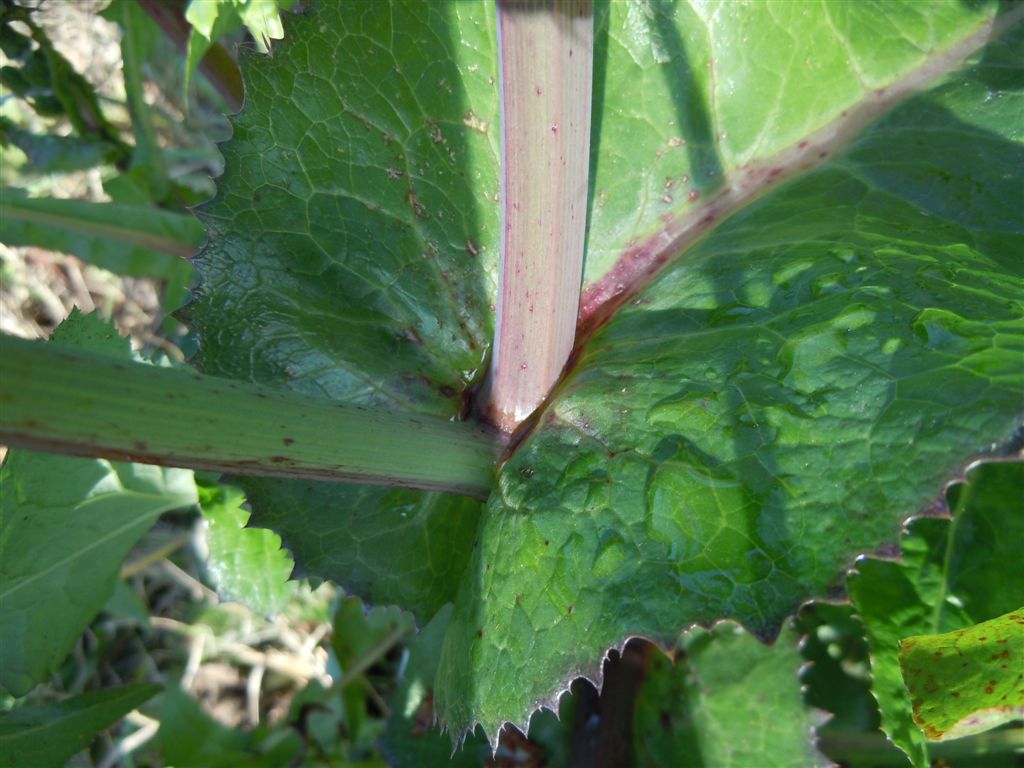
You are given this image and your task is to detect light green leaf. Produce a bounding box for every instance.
[233,0,290,50]
[0,683,160,768]
[0,312,197,696]
[199,483,294,615]
[0,189,201,278]
[900,609,1024,741]
[849,462,1024,766]
[634,623,828,767]
[580,0,1009,287]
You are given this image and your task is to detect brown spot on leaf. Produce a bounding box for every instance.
[283,438,295,446]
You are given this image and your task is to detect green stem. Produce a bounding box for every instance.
[485,0,594,432]
[120,0,170,201]
[0,335,497,499]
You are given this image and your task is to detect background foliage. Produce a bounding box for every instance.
[0,1,1021,766]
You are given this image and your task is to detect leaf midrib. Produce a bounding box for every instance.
[576,7,1022,345]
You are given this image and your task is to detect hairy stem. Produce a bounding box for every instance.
[485,0,593,432]
[0,335,497,498]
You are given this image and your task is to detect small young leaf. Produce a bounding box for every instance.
[900,609,1024,741]
[199,483,294,615]
[0,683,160,768]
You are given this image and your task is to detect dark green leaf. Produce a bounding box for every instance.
[243,479,483,623]
[0,684,160,768]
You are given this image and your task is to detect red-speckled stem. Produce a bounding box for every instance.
[485,0,594,433]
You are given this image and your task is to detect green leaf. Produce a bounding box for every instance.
[0,312,197,696]
[186,0,499,413]
[331,596,414,744]
[233,0,292,50]
[900,609,1024,741]
[185,0,500,624]
[634,623,828,767]
[0,189,202,278]
[849,462,1024,766]
[580,0,1013,291]
[0,683,160,768]
[183,0,1024,744]
[436,19,1024,735]
[198,483,294,615]
[158,683,247,766]
[184,0,245,103]
[380,604,493,766]
[242,479,483,623]
[0,117,123,173]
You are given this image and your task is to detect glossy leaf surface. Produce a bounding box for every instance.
[437,23,1024,735]
[186,0,1024,742]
